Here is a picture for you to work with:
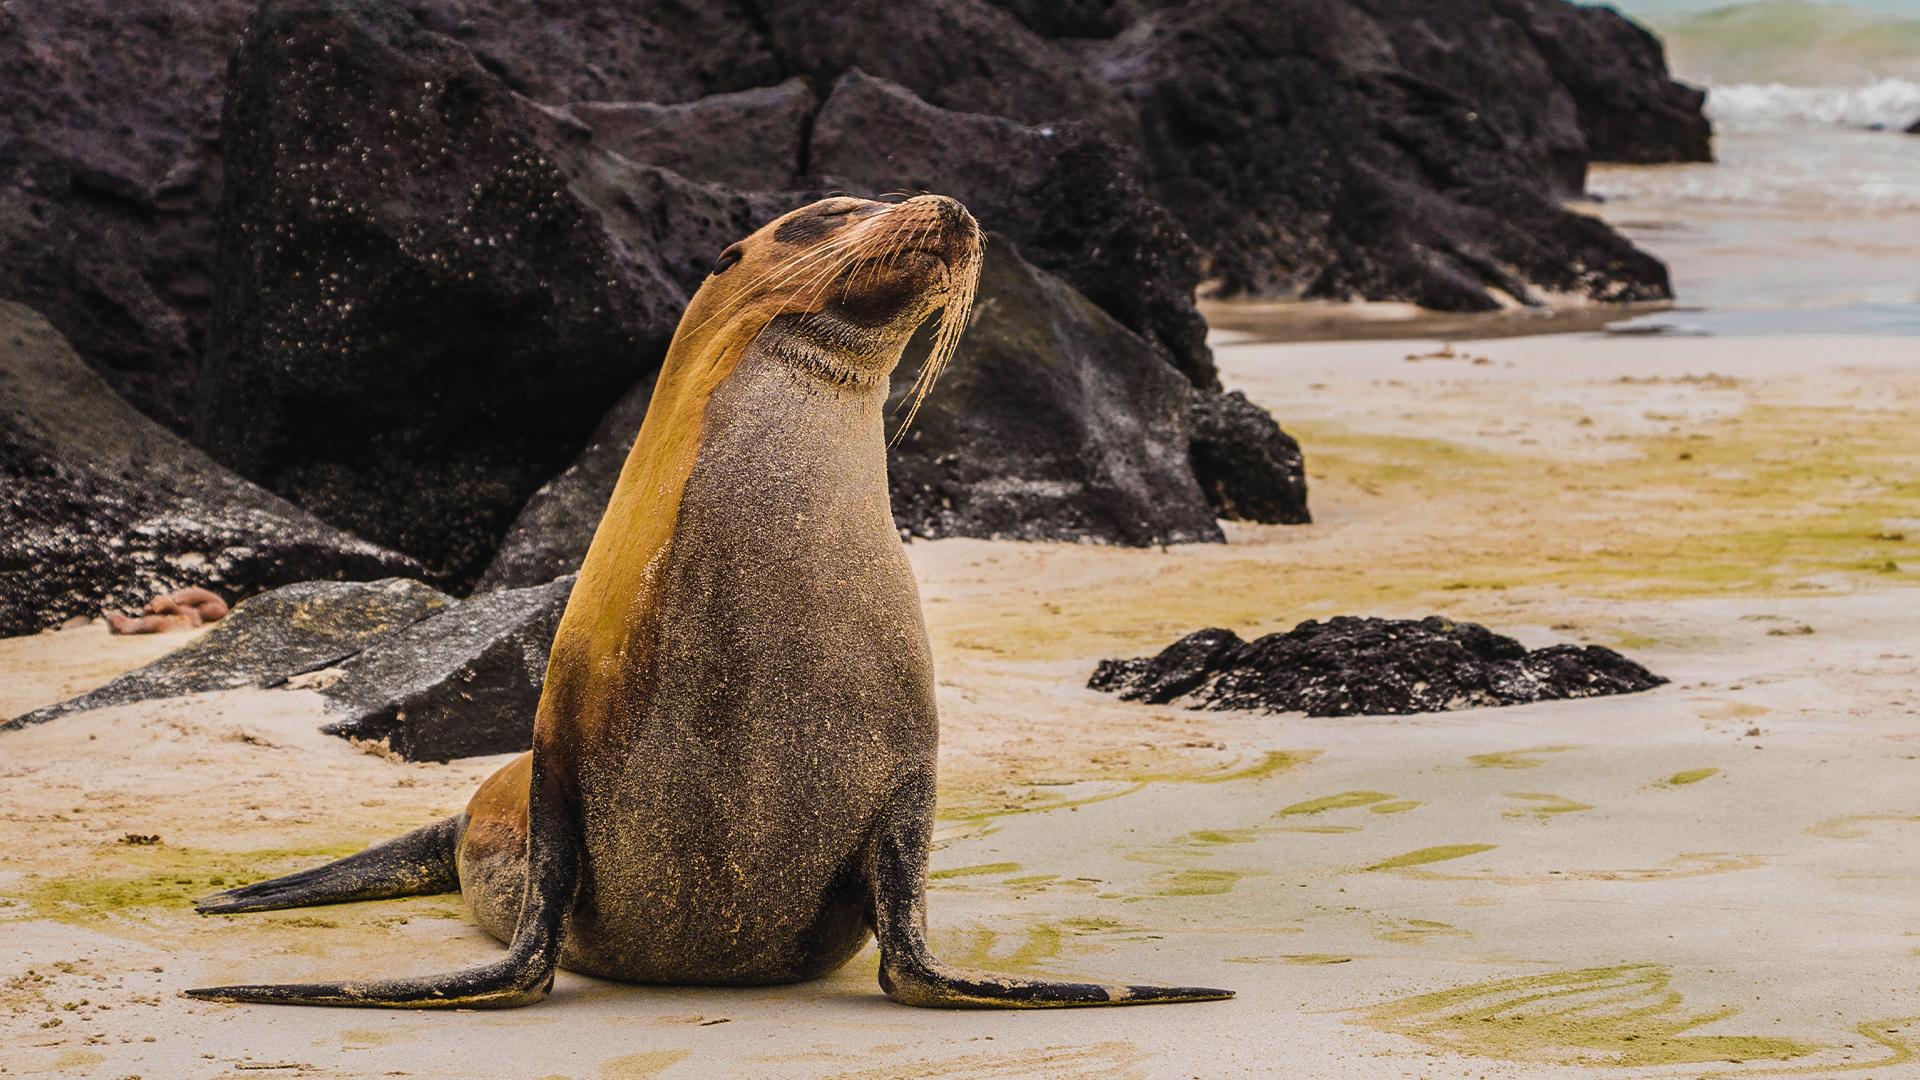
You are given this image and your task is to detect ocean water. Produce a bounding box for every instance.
[1589,0,1920,335]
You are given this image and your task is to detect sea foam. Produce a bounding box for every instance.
[1706,77,1920,130]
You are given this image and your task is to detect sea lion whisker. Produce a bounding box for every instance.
[896,230,982,440]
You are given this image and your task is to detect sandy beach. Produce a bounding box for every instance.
[8,0,1920,1076]
[5,318,1918,1078]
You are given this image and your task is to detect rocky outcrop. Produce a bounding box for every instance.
[319,575,571,760]
[6,569,569,761]
[1,0,1710,592]
[754,0,1141,143]
[0,302,420,639]
[1090,616,1666,716]
[888,238,1220,546]
[404,0,781,104]
[1,0,1705,436]
[555,79,814,191]
[810,70,1214,387]
[0,0,252,429]
[196,0,772,588]
[1188,390,1310,525]
[1503,0,1714,169]
[3,578,448,730]
[1089,0,1685,309]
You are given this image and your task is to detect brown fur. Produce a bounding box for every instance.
[455,195,982,952]
[189,194,1226,1008]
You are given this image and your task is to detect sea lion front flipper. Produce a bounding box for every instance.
[864,784,1234,1009]
[184,752,581,1009]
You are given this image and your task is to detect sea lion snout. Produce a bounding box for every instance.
[893,194,980,266]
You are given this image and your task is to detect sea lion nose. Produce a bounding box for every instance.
[910,194,976,236]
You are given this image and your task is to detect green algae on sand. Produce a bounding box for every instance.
[942,925,1066,976]
[23,841,368,924]
[1502,792,1594,819]
[1375,918,1468,945]
[1187,829,1260,845]
[1364,844,1496,872]
[1665,767,1720,786]
[598,1049,692,1080]
[1275,790,1394,817]
[1358,963,1817,1067]
[1470,746,1578,769]
[1152,868,1244,896]
[929,861,1021,880]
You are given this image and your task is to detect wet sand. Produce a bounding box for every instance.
[3,325,1918,1077]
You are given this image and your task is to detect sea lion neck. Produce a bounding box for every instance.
[756,317,902,393]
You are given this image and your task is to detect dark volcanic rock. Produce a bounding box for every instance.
[1089,626,1242,706]
[1352,0,1711,190]
[3,578,448,731]
[811,70,1214,387]
[404,0,780,104]
[2,0,1706,568]
[1505,0,1713,168]
[474,374,655,592]
[197,0,773,588]
[320,575,571,760]
[0,0,252,428]
[756,0,1141,143]
[0,0,1707,442]
[0,202,195,430]
[0,0,773,431]
[1091,616,1665,715]
[555,78,814,191]
[888,238,1220,545]
[983,0,1133,39]
[1090,0,1680,309]
[1189,390,1310,525]
[0,302,420,639]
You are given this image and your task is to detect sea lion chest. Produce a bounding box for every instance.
[565,353,937,984]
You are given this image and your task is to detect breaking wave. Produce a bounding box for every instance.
[1705,77,1920,130]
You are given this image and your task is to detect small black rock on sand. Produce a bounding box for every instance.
[1090,616,1665,716]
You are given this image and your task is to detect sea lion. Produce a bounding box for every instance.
[185,194,1231,1010]
[107,587,229,635]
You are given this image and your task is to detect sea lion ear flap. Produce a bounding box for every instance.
[710,243,744,277]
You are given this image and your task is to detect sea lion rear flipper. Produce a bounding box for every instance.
[195,815,463,914]
[185,753,580,1009]
[865,786,1234,1009]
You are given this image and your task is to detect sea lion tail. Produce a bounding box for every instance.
[194,815,461,914]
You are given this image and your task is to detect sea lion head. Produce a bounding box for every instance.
[676,194,984,426]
